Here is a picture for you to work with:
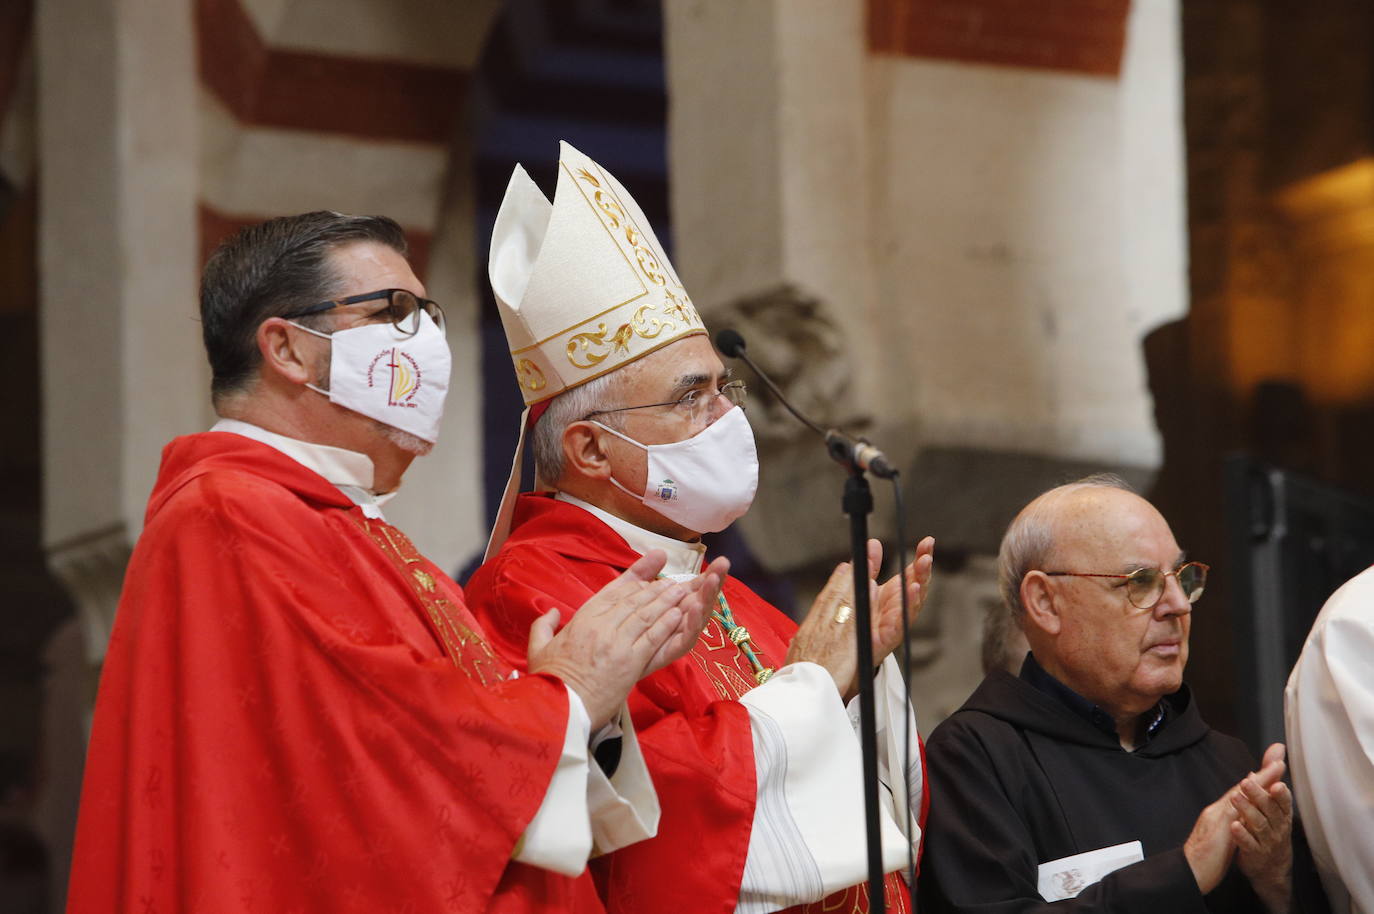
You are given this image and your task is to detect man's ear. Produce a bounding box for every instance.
[1021,571,1062,637]
[257,317,317,386]
[561,420,612,481]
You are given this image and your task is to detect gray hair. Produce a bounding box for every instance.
[530,369,631,485]
[996,472,1136,625]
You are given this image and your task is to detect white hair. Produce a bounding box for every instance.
[996,473,1136,625]
[530,369,633,485]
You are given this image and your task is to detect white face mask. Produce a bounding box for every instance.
[294,313,452,444]
[594,406,759,534]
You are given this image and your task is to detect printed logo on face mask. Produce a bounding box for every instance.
[364,347,424,408]
[299,313,450,444]
[596,408,758,534]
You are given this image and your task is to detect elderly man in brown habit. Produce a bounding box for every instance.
[918,475,1294,913]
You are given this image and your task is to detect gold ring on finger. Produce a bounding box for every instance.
[833,603,854,624]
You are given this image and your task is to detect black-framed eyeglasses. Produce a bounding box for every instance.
[1041,561,1209,610]
[281,288,445,338]
[584,379,748,423]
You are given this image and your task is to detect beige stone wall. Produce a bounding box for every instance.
[666,0,1188,723]
[37,0,501,668]
[37,0,206,660]
[667,0,1183,541]
[868,0,1186,469]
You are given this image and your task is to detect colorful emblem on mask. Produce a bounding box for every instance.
[364,347,422,408]
[655,478,677,501]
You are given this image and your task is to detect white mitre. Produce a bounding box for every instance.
[485,141,707,556]
[490,140,706,404]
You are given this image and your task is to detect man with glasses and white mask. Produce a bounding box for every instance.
[917,475,1295,913]
[66,211,730,914]
[466,142,934,913]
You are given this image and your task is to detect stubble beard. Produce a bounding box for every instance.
[377,422,434,457]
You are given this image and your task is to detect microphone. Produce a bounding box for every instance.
[715,329,898,479]
[826,432,898,481]
[714,328,747,359]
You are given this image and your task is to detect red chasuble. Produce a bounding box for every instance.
[66,433,603,914]
[465,494,912,914]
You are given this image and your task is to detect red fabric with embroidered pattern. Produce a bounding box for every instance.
[466,493,912,914]
[66,432,599,913]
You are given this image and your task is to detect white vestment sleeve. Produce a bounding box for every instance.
[516,689,662,874]
[1285,573,1374,914]
[588,702,661,855]
[515,685,595,875]
[735,662,911,914]
[855,655,925,860]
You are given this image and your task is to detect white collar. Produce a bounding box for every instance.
[555,492,706,579]
[211,418,398,520]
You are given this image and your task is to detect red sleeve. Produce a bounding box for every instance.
[469,546,756,914]
[67,475,572,914]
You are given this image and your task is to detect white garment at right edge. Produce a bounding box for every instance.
[1286,565,1374,914]
[559,494,922,913]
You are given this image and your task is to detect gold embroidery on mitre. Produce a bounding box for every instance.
[662,288,693,323]
[567,321,637,369]
[412,568,436,593]
[630,304,673,339]
[514,358,546,392]
[624,226,667,286]
[594,191,625,229]
[531,158,706,379]
[572,166,669,291]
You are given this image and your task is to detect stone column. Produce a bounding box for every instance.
[35,1,202,904]
[665,0,888,571]
[37,0,205,663]
[666,0,1186,573]
[666,0,1188,727]
[383,130,487,571]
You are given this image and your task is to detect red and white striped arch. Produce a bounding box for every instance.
[195,0,502,276]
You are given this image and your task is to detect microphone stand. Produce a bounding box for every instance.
[721,335,889,913]
[844,469,887,914]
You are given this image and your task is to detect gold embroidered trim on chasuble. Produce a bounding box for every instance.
[800,875,910,914]
[356,516,504,685]
[689,618,773,701]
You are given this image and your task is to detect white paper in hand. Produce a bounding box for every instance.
[1036,840,1144,901]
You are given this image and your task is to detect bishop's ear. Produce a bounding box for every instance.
[561,420,612,482]
[1020,571,1062,637]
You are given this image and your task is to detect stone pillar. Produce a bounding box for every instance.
[383,132,486,571]
[665,0,889,571]
[666,0,1186,573]
[667,0,1188,725]
[35,2,201,903]
[37,0,205,662]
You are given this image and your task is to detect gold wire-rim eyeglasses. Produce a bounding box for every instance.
[583,379,748,421]
[1040,561,1210,610]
